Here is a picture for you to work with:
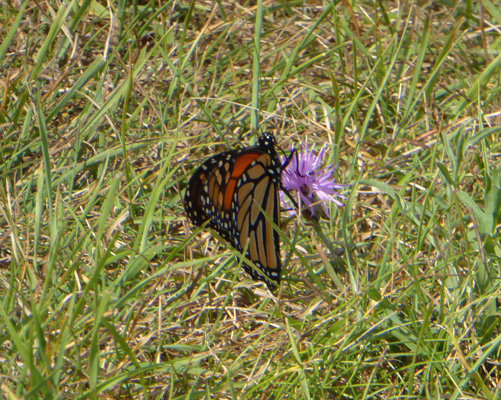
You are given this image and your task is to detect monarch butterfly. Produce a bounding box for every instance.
[184,134,289,290]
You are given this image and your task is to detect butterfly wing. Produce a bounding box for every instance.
[184,135,282,288]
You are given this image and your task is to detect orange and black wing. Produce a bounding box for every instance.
[184,134,283,289]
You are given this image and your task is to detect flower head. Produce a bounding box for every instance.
[280,142,347,219]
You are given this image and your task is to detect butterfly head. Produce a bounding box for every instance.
[258,133,276,148]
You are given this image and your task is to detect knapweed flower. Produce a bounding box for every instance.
[280,142,347,219]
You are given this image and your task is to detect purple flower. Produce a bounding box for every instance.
[280,142,347,218]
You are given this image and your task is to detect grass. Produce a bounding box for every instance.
[1,0,501,398]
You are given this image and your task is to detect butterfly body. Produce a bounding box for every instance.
[184,134,283,288]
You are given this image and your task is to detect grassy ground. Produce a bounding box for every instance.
[1,0,501,398]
